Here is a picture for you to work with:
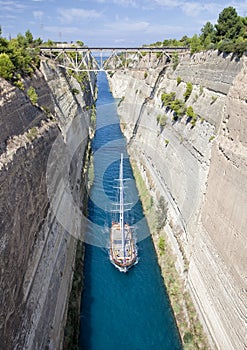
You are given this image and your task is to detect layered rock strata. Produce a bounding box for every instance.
[0,59,95,349]
[107,50,247,349]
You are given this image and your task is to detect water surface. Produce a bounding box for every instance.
[79,71,182,350]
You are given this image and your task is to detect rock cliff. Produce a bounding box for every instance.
[107,50,247,349]
[0,59,95,349]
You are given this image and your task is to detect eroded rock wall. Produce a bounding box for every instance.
[0,59,95,349]
[107,50,247,349]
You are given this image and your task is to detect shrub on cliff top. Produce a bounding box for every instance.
[0,53,15,79]
[149,7,246,56]
[0,28,42,80]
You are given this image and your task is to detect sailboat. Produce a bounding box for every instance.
[109,154,138,272]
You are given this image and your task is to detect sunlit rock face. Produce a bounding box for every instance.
[107,50,247,350]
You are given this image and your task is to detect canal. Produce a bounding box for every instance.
[79,71,182,350]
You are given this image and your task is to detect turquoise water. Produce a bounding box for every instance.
[79,72,182,350]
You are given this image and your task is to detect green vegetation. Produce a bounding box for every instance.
[0,27,88,91]
[176,76,182,85]
[157,114,168,128]
[211,95,218,104]
[192,94,198,103]
[164,139,169,146]
[186,106,198,127]
[170,99,186,118]
[160,115,168,127]
[160,91,199,126]
[0,53,15,79]
[186,106,196,119]
[161,92,187,119]
[68,69,88,88]
[183,82,193,101]
[27,86,38,105]
[158,236,165,254]
[76,40,84,47]
[148,6,247,56]
[71,88,80,95]
[131,160,210,350]
[0,29,42,81]
[27,127,38,140]
[172,52,179,70]
[14,78,24,90]
[161,91,176,107]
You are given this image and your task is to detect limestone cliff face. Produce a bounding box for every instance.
[0,59,95,349]
[107,51,247,349]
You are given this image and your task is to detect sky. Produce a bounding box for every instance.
[0,0,246,46]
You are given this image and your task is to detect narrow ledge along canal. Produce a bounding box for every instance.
[79,71,182,350]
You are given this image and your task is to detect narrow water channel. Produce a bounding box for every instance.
[79,72,182,350]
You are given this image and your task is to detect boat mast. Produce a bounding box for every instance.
[119,153,125,260]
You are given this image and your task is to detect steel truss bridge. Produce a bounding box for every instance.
[39,46,189,72]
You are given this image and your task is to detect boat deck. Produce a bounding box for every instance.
[110,223,137,268]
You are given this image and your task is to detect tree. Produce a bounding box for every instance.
[215,7,244,41]
[0,36,8,53]
[46,39,54,47]
[241,16,247,39]
[201,22,215,40]
[25,30,33,45]
[180,35,190,46]
[33,37,43,46]
[76,40,84,47]
[200,21,215,47]
[190,34,203,53]
[0,53,15,79]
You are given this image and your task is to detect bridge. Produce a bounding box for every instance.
[39,46,189,72]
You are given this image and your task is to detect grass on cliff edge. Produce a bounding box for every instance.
[130,159,210,350]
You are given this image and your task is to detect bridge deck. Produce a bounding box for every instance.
[39,46,189,52]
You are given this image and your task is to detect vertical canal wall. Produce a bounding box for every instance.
[0,59,96,349]
[107,50,247,349]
